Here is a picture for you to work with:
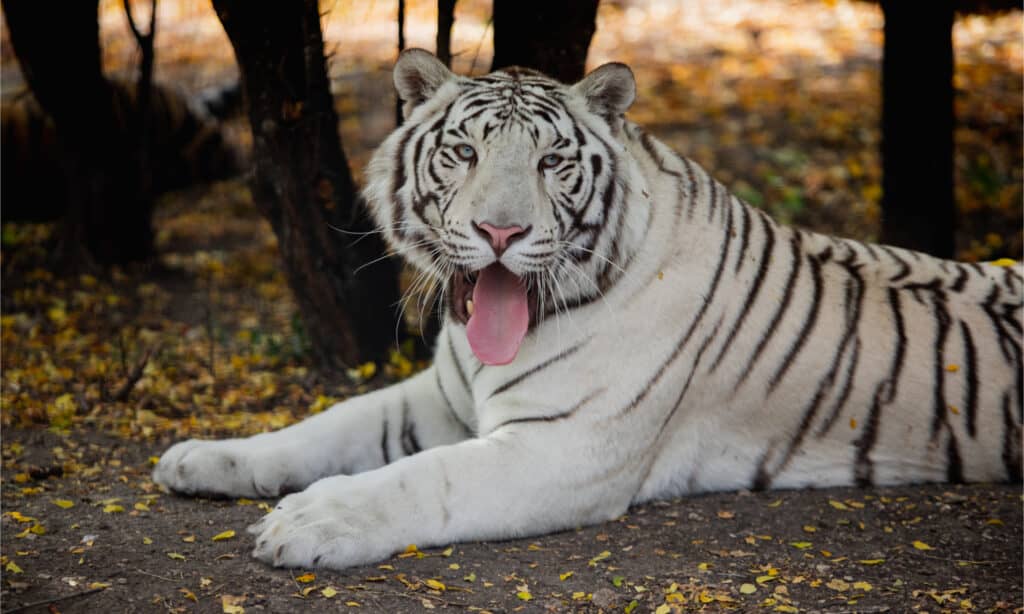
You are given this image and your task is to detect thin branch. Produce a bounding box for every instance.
[5,586,106,614]
[111,343,158,402]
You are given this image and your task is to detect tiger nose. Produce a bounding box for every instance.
[472,222,531,256]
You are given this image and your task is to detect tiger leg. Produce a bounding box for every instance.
[248,420,634,569]
[153,366,474,498]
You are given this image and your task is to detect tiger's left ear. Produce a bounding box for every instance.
[394,49,455,119]
[572,63,636,132]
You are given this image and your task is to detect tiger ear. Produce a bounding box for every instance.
[572,62,636,131]
[394,49,455,118]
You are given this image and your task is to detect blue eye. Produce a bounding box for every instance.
[539,153,562,169]
[454,144,476,161]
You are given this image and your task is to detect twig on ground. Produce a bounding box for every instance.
[111,343,158,402]
[4,586,106,614]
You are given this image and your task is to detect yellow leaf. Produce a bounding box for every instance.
[790,541,813,550]
[912,540,934,550]
[717,510,735,519]
[53,499,75,509]
[571,591,587,600]
[103,504,125,513]
[345,601,361,607]
[8,511,34,523]
[425,579,446,591]
[441,546,454,557]
[296,573,316,583]
[221,594,246,613]
[148,456,161,466]
[143,537,153,545]
[985,518,1004,526]
[29,524,46,535]
[698,562,711,571]
[588,550,612,566]
[827,578,850,591]
[182,535,196,543]
[559,571,574,581]
[13,473,30,484]
[167,552,186,561]
[655,605,672,614]
[516,591,532,601]
[740,583,757,594]
[802,525,817,533]
[134,502,150,512]
[828,500,849,510]
[180,588,198,602]
[990,258,1017,267]
[853,581,873,591]
[236,498,254,506]
[448,563,459,570]
[857,558,885,565]
[767,499,783,508]
[775,606,799,613]
[88,582,111,590]
[212,530,236,541]
[5,561,23,574]
[321,586,338,598]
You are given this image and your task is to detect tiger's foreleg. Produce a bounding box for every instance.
[248,419,635,569]
[153,367,474,498]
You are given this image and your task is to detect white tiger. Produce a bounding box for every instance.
[154,49,1023,570]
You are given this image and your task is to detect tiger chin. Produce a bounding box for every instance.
[154,49,1023,570]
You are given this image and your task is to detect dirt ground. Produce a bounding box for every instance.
[1,425,1021,614]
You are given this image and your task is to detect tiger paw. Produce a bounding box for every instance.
[153,438,305,498]
[248,476,399,569]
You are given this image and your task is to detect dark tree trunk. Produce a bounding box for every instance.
[491,0,600,83]
[396,0,406,127]
[212,0,402,369]
[436,0,456,68]
[879,0,955,259]
[2,0,153,266]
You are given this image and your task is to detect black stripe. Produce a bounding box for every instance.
[381,417,391,465]
[855,288,907,486]
[959,320,980,438]
[881,246,911,282]
[489,341,587,398]
[436,368,472,435]
[767,254,824,393]
[400,398,422,456]
[945,428,964,483]
[929,292,952,440]
[815,337,861,437]
[1003,391,1022,482]
[490,388,603,432]
[734,200,752,274]
[982,286,1023,421]
[736,233,802,389]
[709,210,775,373]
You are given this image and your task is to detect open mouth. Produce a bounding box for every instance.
[450,263,540,366]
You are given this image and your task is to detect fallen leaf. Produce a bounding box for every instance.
[180,588,198,602]
[52,499,75,509]
[212,530,236,541]
[103,504,125,513]
[828,500,849,511]
[912,540,934,551]
[167,552,186,561]
[222,594,246,613]
[295,573,316,583]
[5,561,23,574]
[559,571,574,581]
[425,579,446,591]
[740,583,757,594]
[517,590,532,601]
[588,550,612,566]
[321,586,338,598]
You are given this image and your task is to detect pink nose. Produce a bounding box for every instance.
[473,222,530,256]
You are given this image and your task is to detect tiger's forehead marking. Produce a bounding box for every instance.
[451,71,573,144]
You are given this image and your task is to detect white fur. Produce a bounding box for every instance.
[155,53,1022,570]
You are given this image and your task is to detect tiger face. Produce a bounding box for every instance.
[365,50,638,365]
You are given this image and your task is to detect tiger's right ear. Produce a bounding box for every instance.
[394,49,455,118]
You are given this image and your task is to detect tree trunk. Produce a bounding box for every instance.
[879,0,955,259]
[2,0,153,266]
[491,0,600,83]
[212,0,402,369]
[436,0,456,68]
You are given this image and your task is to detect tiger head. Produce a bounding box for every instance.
[364,49,641,366]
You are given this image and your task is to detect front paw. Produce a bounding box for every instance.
[153,438,299,498]
[248,476,400,569]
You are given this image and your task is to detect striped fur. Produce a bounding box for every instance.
[154,51,1022,570]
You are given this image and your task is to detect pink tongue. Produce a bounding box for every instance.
[466,264,530,365]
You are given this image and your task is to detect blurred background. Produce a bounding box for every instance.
[1,0,1021,439]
